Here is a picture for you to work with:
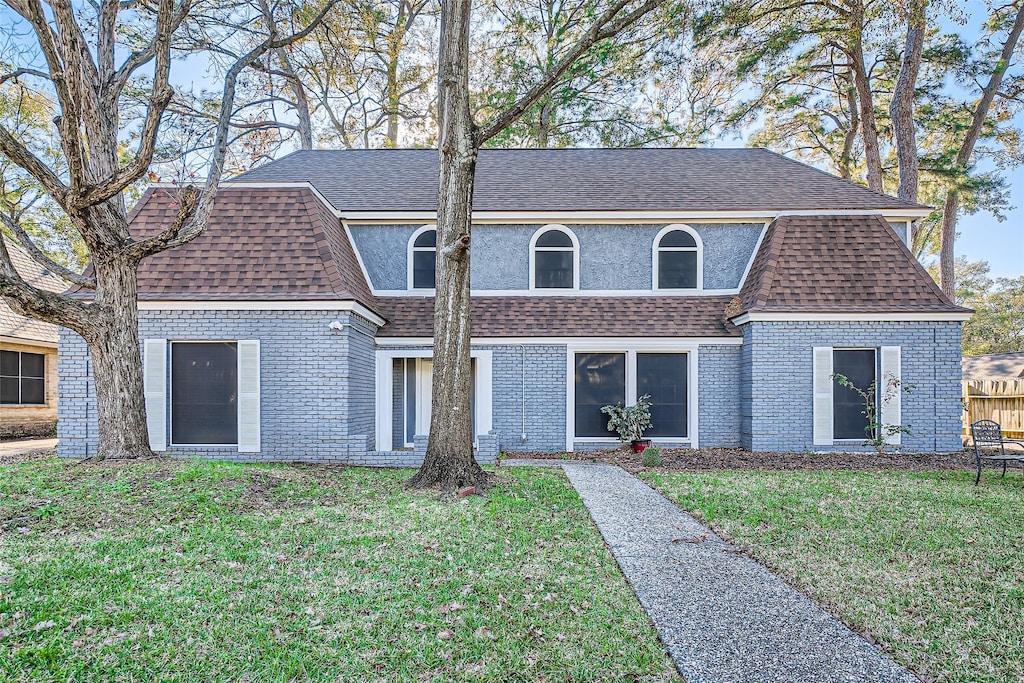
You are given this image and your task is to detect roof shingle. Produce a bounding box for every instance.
[1,238,66,344]
[375,296,740,338]
[737,214,968,314]
[233,148,926,213]
[130,187,375,307]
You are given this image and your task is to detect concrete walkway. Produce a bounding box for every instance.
[0,437,57,457]
[555,462,917,683]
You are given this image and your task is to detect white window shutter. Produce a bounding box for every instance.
[237,340,261,453]
[143,339,167,452]
[880,346,902,446]
[812,347,833,446]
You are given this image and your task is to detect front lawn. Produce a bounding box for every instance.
[0,455,676,682]
[644,467,1024,683]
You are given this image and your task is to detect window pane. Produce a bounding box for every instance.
[638,353,687,437]
[535,250,573,288]
[659,250,698,289]
[660,230,696,248]
[0,351,17,377]
[414,230,436,248]
[0,377,18,404]
[575,353,625,437]
[172,342,238,445]
[20,352,45,379]
[20,378,45,405]
[413,250,435,289]
[536,230,573,247]
[833,349,876,440]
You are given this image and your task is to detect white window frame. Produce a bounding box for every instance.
[565,341,699,451]
[529,224,580,290]
[830,347,878,443]
[168,340,241,448]
[375,348,493,452]
[407,224,437,292]
[652,224,703,291]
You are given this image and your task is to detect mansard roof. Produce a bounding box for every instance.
[736,214,968,316]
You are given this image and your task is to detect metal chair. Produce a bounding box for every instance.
[970,419,1024,485]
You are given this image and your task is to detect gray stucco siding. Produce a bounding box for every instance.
[738,320,962,453]
[347,224,421,291]
[349,222,764,291]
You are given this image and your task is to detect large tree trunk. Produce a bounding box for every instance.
[939,190,959,298]
[89,256,153,459]
[848,3,884,193]
[890,7,925,203]
[276,47,314,150]
[408,0,488,492]
[837,67,859,180]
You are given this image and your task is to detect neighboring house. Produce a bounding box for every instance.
[57,149,970,462]
[962,352,1024,438]
[1,238,65,439]
[962,352,1024,380]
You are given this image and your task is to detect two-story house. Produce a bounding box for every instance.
[57,148,970,462]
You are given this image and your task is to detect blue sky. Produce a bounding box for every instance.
[164,9,1022,281]
[957,169,1024,279]
[940,2,1024,280]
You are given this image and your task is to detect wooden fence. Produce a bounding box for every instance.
[963,379,1024,440]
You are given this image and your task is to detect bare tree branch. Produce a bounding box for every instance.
[125,0,339,260]
[0,212,96,288]
[477,0,664,144]
[0,236,94,333]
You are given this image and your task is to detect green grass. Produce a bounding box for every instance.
[643,467,1024,683]
[0,456,677,682]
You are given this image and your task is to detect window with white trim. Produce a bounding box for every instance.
[573,351,688,439]
[409,227,436,290]
[531,226,578,289]
[0,350,45,405]
[171,342,238,445]
[812,345,902,446]
[654,225,701,290]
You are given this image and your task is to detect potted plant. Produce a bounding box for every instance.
[601,394,654,452]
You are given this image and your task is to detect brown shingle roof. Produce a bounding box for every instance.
[130,187,374,307]
[737,214,968,314]
[233,148,927,213]
[1,238,66,344]
[375,296,740,338]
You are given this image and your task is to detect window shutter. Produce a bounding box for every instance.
[143,339,167,452]
[812,347,833,446]
[880,346,902,446]
[237,340,261,453]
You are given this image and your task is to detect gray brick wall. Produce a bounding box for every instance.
[58,309,961,462]
[59,310,382,463]
[738,320,963,453]
[486,344,567,453]
[699,345,743,448]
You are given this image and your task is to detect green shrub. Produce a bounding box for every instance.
[640,446,662,467]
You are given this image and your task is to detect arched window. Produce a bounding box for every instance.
[408,226,436,290]
[653,225,702,290]
[530,225,579,290]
